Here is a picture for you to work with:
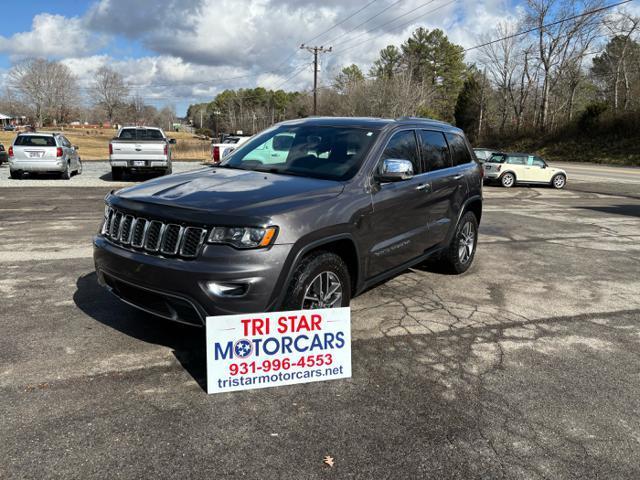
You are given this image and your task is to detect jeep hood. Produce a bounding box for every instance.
[113,167,345,216]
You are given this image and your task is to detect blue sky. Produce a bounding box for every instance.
[0,0,528,115]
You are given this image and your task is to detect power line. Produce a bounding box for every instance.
[323,0,405,45]
[304,0,381,44]
[333,0,456,54]
[464,0,635,52]
[332,0,439,49]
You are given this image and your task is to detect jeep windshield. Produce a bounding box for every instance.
[220,125,379,181]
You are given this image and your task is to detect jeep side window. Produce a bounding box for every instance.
[507,156,526,165]
[418,130,451,172]
[380,130,420,174]
[445,133,472,166]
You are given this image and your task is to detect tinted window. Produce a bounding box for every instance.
[118,129,164,140]
[224,125,379,181]
[488,154,506,163]
[419,130,451,172]
[445,133,472,166]
[380,130,420,173]
[14,136,56,147]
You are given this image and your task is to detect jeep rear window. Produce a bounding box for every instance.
[118,129,164,140]
[222,125,379,181]
[14,136,56,147]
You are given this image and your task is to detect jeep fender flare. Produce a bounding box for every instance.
[270,232,361,310]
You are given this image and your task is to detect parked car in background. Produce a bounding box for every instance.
[473,148,499,163]
[0,144,7,164]
[94,116,483,325]
[8,132,82,179]
[484,152,567,189]
[3,124,15,131]
[109,126,175,180]
[210,135,252,164]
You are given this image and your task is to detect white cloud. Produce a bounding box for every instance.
[0,0,556,113]
[0,13,106,58]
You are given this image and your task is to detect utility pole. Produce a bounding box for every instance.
[300,44,332,115]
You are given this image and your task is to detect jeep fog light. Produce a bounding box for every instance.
[207,281,249,297]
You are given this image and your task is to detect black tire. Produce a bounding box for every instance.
[441,211,479,274]
[111,167,123,181]
[10,170,22,180]
[501,172,515,188]
[551,173,566,189]
[283,251,351,311]
[61,162,71,180]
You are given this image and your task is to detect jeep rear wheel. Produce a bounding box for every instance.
[441,211,478,274]
[111,167,123,181]
[283,252,351,310]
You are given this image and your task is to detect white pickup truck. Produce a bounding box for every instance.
[210,135,251,164]
[109,126,176,180]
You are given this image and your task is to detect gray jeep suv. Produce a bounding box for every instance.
[94,117,482,325]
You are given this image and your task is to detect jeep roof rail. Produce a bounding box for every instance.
[395,116,450,125]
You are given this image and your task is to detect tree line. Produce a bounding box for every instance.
[189,0,640,144]
[0,59,177,130]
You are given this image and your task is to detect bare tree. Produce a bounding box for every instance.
[9,58,79,126]
[89,66,129,124]
[480,20,522,133]
[526,0,605,130]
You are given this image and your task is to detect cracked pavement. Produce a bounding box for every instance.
[1,171,639,479]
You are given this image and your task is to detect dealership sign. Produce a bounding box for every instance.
[206,308,351,394]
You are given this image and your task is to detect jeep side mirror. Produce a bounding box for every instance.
[168,138,177,144]
[73,145,79,150]
[377,158,414,182]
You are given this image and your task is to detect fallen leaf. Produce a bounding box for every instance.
[323,455,335,468]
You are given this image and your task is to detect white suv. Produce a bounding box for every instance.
[9,132,82,180]
[484,153,567,189]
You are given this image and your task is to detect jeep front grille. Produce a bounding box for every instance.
[103,207,206,258]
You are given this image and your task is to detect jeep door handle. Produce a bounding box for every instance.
[452,174,464,180]
[416,183,431,192]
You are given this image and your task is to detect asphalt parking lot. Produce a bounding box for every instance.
[1,162,639,479]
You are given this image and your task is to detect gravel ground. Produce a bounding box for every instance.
[0,161,205,187]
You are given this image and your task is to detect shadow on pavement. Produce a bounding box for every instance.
[576,203,640,218]
[73,272,208,390]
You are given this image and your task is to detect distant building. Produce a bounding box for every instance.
[0,113,26,127]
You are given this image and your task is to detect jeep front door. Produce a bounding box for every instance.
[367,130,431,278]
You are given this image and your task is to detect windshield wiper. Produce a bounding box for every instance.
[213,164,247,171]
[252,167,307,177]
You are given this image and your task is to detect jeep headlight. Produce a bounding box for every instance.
[207,226,278,249]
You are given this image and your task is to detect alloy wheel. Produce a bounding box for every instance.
[553,175,565,188]
[302,271,343,309]
[458,221,475,264]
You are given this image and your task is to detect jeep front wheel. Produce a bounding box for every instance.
[283,252,351,310]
